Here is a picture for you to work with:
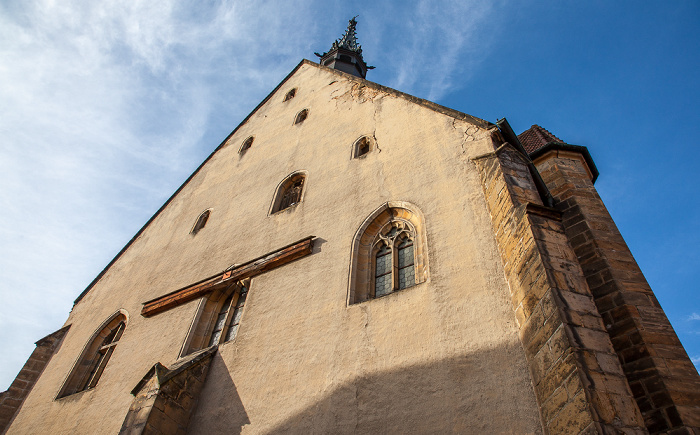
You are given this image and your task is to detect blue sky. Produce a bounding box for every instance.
[1,0,698,389]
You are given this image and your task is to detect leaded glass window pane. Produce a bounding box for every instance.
[224,285,248,342]
[209,294,233,346]
[397,240,415,290]
[375,244,392,297]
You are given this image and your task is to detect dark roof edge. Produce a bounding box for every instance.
[74,59,493,306]
[74,60,309,306]
[311,60,493,129]
[529,142,599,183]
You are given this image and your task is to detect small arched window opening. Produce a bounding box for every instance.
[283,88,297,102]
[58,311,127,398]
[191,209,211,235]
[181,281,249,356]
[239,136,254,155]
[354,136,373,158]
[348,202,429,304]
[294,109,309,125]
[271,172,307,214]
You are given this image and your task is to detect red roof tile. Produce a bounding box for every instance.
[518,125,563,153]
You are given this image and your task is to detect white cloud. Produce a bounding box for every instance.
[367,0,498,101]
[689,313,700,321]
[0,0,499,390]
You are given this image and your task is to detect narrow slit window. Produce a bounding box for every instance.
[294,109,308,125]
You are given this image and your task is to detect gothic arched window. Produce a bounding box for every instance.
[58,311,127,398]
[283,88,297,102]
[191,209,211,235]
[271,172,307,214]
[181,281,249,356]
[353,136,373,158]
[239,136,254,155]
[294,109,309,125]
[348,202,429,304]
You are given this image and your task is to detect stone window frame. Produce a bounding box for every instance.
[239,136,254,155]
[269,171,308,215]
[294,108,309,125]
[348,202,429,305]
[283,88,297,102]
[352,135,374,159]
[57,309,128,399]
[179,280,250,357]
[190,209,211,235]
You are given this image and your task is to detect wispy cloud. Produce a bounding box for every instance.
[689,313,700,321]
[0,0,318,389]
[367,0,498,101]
[0,0,499,389]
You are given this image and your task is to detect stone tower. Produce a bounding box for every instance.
[2,19,698,434]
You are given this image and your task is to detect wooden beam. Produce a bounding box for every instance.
[141,236,315,317]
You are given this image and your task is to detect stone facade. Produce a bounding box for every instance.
[2,59,698,434]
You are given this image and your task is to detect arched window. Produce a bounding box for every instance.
[283,88,297,102]
[353,136,373,158]
[294,109,309,125]
[181,281,249,356]
[270,172,307,214]
[191,209,211,235]
[58,311,127,398]
[239,136,254,155]
[348,202,429,304]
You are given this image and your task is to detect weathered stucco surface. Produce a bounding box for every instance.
[7,62,543,434]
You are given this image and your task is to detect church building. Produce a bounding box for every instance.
[2,18,699,434]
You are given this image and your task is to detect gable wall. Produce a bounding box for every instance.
[7,64,543,434]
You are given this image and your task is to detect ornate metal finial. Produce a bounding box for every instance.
[333,16,362,53]
[314,16,373,78]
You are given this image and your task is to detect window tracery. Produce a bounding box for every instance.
[349,202,428,304]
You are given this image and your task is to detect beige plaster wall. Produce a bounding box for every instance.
[8,63,543,434]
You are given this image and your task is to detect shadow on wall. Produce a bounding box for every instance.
[191,341,541,434]
[189,352,250,434]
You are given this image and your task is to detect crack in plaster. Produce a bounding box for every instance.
[452,118,483,153]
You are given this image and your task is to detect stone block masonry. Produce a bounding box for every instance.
[534,147,700,434]
[473,139,647,434]
[0,326,70,434]
[119,346,217,435]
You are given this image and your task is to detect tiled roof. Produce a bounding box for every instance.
[518,125,564,153]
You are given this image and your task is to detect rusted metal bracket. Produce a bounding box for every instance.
[141,236,315,317]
